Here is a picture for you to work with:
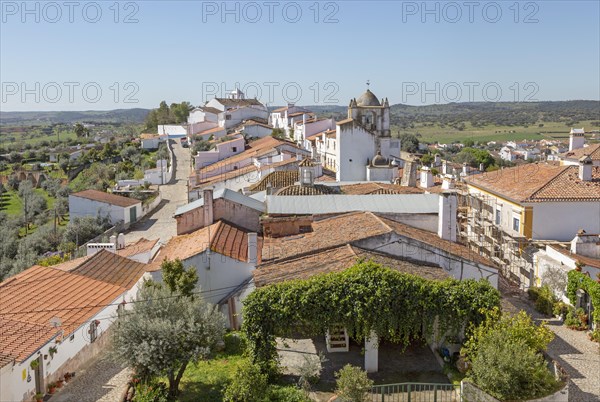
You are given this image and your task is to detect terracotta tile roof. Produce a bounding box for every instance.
[196,136,286,177]
[69,249,149,288]
[376,216,497,267]
[561,143,600,161]
[117,238,159,258]
[254,244,448,286]
[214,98,264,107]
[529,166,600,202]
[261,212,497,269]
[51,255,92,271]
[71,189,141,208]
[194,158,300,189]
[466,163,600,203]
[150,220,262,271]
[248,171,298,191]
[275,184,337,196]
[0,262,129,364]
[199,106,222,115]
[341,183,424,195]
[261,211,392,262]
[197,126,226,136]
[548,244,600,269]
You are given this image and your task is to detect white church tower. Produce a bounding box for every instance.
[335,84,400,181]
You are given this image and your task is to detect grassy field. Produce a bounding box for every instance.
[0,189,55,216]
[394,120,599,144]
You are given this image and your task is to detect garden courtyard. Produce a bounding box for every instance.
[277,336,451,400]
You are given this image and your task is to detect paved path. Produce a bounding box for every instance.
[126,139,191,244]
[49,355,131,402]
[500,279,600,401]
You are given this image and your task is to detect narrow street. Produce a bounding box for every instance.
[126,139,191,244]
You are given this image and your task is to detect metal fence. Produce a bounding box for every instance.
[370,383,460,402]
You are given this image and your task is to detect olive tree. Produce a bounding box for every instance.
[111,284,226,397]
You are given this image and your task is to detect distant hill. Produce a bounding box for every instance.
[0,108,150,126]
[2,100,598,128]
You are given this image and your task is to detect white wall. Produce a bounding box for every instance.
[157,124,187,137]
[336,123,376,181]
[355,233,499,289]
[153,251,255,305]
[242,124,272,138]
[68,195,141,225]
[531,202,600,241]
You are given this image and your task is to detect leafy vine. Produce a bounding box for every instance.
[242,261,500,372]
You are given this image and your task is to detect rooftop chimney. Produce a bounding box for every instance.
[438,192,457,242]
[419,167,434,188]
[579,156,593,181]
[117,233,125,250]
[569,128,585,151]
[247,233,258,265]
[203,188,214,226]
[400,161,417,187]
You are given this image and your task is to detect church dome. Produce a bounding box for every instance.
[372,152,388,166]
[356,89,381,107]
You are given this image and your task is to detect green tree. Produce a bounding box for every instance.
[74,123,89,138]
[398,134,419,153]
[111,284,226,397]
[454,147,495,169]
[160,258,199,297]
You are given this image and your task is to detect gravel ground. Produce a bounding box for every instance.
[49,355,131,402]
[500,278,600,401]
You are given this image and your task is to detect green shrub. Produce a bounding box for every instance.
[464,310,559,400]
[223,359,268,402]
[334,364,374,402]
[528,285,557,316]
[267,385,311,402]
[565,308,588,330]
[470,334,559,400]
[132,381,169,402]
[552,301,570,319]
[589,329,600,343]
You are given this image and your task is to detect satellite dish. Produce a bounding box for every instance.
[49,317,62,328]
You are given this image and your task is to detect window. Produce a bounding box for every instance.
[88,320,99,343]
[495,209,501,225]
[513,217,520,232]
[226,114,231,120]
[232,147,237,152]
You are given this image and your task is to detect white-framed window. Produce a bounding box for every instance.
[512,216,521,232]
[495,208,501,225]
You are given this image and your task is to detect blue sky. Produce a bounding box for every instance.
[1,0,599,111]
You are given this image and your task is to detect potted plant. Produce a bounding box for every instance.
[64,372,72,382]
[30,360,39,370]
[48,346,57,358]
[33,392,43,402]
[56,376,64,388]
[48,382,56,394]
[575,260,584,272]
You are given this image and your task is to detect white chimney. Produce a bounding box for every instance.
[579,156,593,181]
[203,188,214,226]
[419,167,434,188]
[462,163,468,175]
[441,177,455,190]
[434,154,441,166]
[570,230,600,259]
[479,163,485,172]
[438,192,457,242]
[117,233,125,250]
[247,233,258,265]
[110,234,117,246]
[569,128,585,151]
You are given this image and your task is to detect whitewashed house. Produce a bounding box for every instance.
[269,104,315,138]
[69,190,142,226]
[148,220,261,309]
[0,251,149,402]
